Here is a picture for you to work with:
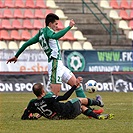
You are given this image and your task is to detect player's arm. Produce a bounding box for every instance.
[47,19,75,40]
[7,33,40,64]
[47,26,70,40]
[21,101,38,120]
[56,77,83,101]
[15,33,39,58]
[21,108,38,120]
[21,108,31,120]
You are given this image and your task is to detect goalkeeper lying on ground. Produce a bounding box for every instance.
[21,77,114,120]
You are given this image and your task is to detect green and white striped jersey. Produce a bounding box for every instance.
[15,26,71,62]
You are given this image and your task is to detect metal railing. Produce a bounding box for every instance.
[81,0,119,44]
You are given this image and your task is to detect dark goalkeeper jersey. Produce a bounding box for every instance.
[21,85,77,120]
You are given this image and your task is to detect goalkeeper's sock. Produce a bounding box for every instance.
[75,85,86,98]
[87,98,101,106]
[83,109,98,119]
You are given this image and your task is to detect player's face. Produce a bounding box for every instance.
[50,20,58,31]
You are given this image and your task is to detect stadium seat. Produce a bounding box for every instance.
[23,19,33,29]
[0,20,1,29]
[45,9,54,17]
[33,20,43,29]
[3,9,13,18]
[35,9,45,18]
[4,0,14,7]
[57,20,64,30]
[29,43,40,50]
[0,41,8,49]
[19,41,29,49]
[127,31,133,40]
[25,0,35,8]
[129,10,133,19]
[0,30,11,40]
[55,10,68,19]
[10,30,21,40]
[118,20,131,30]
[119,10,130,20]
[0,23,3,29]
[0,0,3,7]
[43,22,46,27]
[99,0,112,9]
[110,0,120,9]
[61,41,72,50]
[32,30,38,37]
[64,20,77,30]
[21,30,31,40]
[46,0,59,9]
[36,0,47,8]
[24,9,34,18]
[1,19,12,29]
[13,9,23,18]
[0,11,2,18]
[129,20,133,29]
[72,41,82,50]
[130,0,133,9]
[12,19,22,29]
[61,31,76,41]
[109,10,122,20]
[0,0,4,8]
[14,0,25,8]
[19,41,25,48]
[83,41,94,50]
[120,0,130,9]
[8,41,18,50]
[74,30,87,41]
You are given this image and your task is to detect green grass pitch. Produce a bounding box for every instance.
[0,92,133,133]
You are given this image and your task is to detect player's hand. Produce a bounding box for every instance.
[69,19,75,28]
[36,114,42,119]
[7,57,18,64]
[76,77,83,86]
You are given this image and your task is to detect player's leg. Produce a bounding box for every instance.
[81,105,114,119]
[48,59,63,95]
[75,84,86,98]
[67,98,82,119]
[93,108,104,114]
[82,105,100,119]
[67,75,86,98]
[87,106,104,114]
[87,106,104,118]
[78,97,104,107]
[62,67,86,98]
[50,84,61,96]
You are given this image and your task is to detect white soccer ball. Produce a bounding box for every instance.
[85,80,98,93]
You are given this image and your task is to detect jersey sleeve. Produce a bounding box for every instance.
[47,26,71,40]
[55,85,77,101]
[42,85,77,102]
[21,99,38,120]
[15,33,40,58]
[21,100,33,120]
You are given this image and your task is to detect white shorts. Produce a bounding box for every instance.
[48,59,73,84]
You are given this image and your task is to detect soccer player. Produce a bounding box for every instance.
[7,13,86,97]
[21,77,114,120]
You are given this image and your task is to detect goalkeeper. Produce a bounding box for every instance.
[21,77,114,120]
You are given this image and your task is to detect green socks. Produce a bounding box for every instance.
[75,85,86,98]
[87,98,100,106]
[83,109,98,119]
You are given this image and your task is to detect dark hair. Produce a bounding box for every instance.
[32,83,43,97]
[45,13,59,26]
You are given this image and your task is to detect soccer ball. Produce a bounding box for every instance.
[85,80,98,93]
